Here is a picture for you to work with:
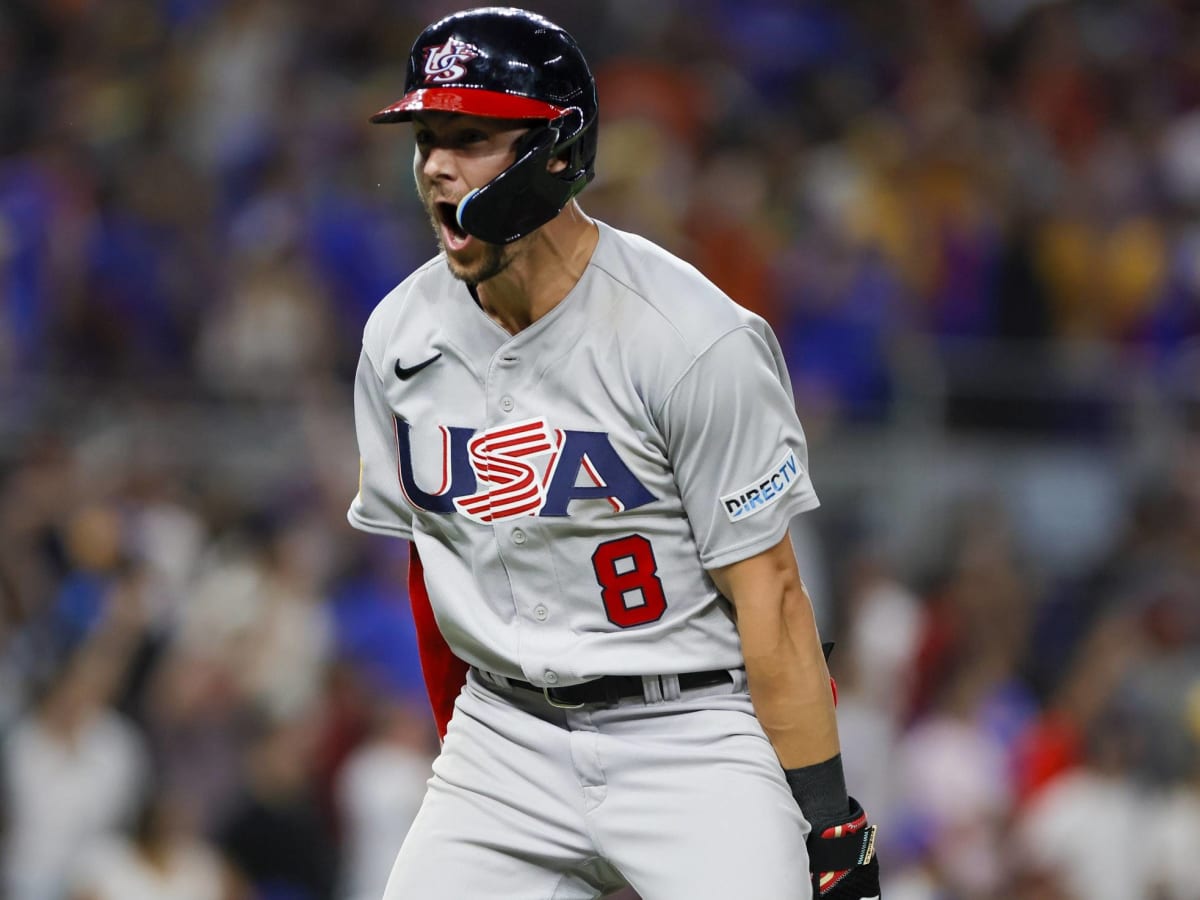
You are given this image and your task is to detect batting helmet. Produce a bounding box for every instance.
[371,7,599,245]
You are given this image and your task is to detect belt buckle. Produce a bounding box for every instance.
[543,686,585,710]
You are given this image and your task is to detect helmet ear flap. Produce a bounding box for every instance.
[547,107,597,185]
[517,121,560,158]
[453,111,596,245]
[455,125,564,244]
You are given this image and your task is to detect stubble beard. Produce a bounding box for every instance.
[447,240,512,286]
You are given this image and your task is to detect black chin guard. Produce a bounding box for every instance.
[455,120,594,245]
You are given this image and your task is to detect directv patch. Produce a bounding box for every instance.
[721,450,800,522]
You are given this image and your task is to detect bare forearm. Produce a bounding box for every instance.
[710,535,839,768]
[740,580,839,768]
[712,536,878,890]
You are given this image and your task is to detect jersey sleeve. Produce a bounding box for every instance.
[659,325,819,570]
[347,348,414,539]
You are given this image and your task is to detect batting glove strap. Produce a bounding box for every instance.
[808,797,880,896]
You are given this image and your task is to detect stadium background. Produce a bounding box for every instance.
[2,0,1199,898]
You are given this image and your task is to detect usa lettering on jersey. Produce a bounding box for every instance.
[395,417,656,522]
[721,450,800,522]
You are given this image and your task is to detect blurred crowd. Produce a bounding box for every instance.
[1,0,1199,898]
[0,441,437,900]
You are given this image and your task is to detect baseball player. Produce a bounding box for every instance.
[349,7,881,899]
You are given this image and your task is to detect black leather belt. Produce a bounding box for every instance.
[486,669,734,709]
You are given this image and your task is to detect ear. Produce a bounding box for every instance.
[548,155,569,174]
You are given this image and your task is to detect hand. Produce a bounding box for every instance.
[808,797,880,899]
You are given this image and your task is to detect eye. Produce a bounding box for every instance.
[458,130,488,145]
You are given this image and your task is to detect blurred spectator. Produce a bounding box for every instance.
[327,536,427,702]
[684,148,785,325]
[68,781,240,900]
[1012,708,1153,900]
[121,469,210,625]
[1,637,149,900]
[177,511,334,720]
[180,0,299,179]
[196,246,339,398]
[881,495,1039,895]
[0,438,81,727]
[218,712,338,900]
[834,550,922,830]
[50,503,127,650]
[888,666,1014,896]
[142,645,249,834]
[334,699,434,900]
[1151,750,1200,900]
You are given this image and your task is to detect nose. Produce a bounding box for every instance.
[421,144,458,184]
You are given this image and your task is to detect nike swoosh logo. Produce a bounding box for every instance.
[394,352,442,380]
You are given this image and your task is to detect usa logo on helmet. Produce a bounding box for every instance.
[422,38,480,84]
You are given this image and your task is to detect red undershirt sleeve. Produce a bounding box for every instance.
[407,542,469,740]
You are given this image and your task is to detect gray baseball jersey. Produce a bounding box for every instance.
[348,220,819,687]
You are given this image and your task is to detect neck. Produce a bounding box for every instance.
[475,203,598,334]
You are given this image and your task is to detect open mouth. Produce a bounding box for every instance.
[435,201,471,252]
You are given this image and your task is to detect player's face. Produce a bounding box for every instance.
[412,112,530,284]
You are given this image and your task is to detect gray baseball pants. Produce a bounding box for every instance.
[381,668,813,899]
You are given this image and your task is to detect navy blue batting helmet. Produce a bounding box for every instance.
[371,7,599,244]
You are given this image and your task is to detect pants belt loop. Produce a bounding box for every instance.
[659,673,682,702]
[640,674,664,704]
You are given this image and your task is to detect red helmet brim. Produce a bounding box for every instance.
[370,87,569,123]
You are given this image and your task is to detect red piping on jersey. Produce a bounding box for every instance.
[437,425,451,495]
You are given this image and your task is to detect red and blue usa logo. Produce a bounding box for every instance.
[395,418,656,524]
[421,38,481,84]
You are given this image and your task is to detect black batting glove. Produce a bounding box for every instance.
[807,796,880,899]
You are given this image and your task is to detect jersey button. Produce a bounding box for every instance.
[500,395,515,412]
[512,529,526,545]
[534,604,548,621]
[543,670,559,685]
